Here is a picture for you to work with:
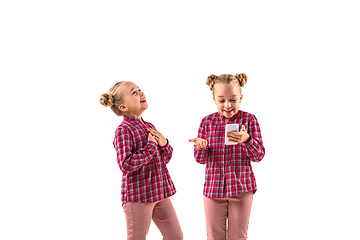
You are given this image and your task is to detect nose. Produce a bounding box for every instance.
[224,100,231,108]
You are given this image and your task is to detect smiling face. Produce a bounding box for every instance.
[118,81,148,118]
[213,82,243,120]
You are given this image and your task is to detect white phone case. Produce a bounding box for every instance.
[225,124,239,145]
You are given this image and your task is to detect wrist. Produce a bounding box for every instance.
[244,135,251,143]
[159,139,168,147]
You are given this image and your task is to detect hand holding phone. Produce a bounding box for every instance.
[225,124,239,145]
[226,125,251,144]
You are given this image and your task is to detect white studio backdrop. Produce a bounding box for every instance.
[1,1,359,239]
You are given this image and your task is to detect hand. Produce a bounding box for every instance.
[147,128,167,147]
[148,132,158,145]
[189,138,207,149]
[227,125,250,143]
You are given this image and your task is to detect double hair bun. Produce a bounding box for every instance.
[206,73,248,90]
[100,93,114,107]
[235,73,248,87]
[206,74,219,91]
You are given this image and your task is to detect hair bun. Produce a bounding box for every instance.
[235,73,248,87]
[206,74,219,91]
[100,93,114,107]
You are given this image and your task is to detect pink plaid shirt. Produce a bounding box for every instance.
[194,110,265,198]
[113,116,176,205]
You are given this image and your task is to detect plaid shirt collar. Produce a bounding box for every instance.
[123,115,144,123]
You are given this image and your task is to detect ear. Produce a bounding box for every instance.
[118,104,129,113]
[239,94,244,102]
[213,96,216,104]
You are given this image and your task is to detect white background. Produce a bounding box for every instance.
[1,1,359,239]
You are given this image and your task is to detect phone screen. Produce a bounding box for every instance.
[225,124,239,145]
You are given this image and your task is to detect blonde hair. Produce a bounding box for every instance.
[206,73,248,94]
[99,82,125,116]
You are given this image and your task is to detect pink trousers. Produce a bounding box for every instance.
[204,191,253,240]
[123,198,183,240]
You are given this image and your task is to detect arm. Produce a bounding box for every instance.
[193,119,209,164]
[242,115,265,162]
[113,127,157,174]
[159,140,173,164]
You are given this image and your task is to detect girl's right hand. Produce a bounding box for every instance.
[189,138,207,149]
[148,132,158,144]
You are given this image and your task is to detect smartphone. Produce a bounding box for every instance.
[225,124,239,145]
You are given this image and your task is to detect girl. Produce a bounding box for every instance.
[100,81,183,240]
[189,73,265,240]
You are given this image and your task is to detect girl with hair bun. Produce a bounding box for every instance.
[100,81,183,240]
[189,73,265,240]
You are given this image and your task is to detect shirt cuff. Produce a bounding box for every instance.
[196,145,208,151]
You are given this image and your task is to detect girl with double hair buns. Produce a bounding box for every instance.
[189,73,265,240]
[100,81,183,240]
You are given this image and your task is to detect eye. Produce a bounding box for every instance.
[219,100,225,103]
[132,88,141,95]
[230,99,237,102]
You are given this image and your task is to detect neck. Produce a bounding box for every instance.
[138,116,145,124]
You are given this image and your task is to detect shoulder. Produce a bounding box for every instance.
[239,110,256,119]
[238,110,261,125]
[115,121,133,136]
[113,122,134,147]
[201,112,219,123]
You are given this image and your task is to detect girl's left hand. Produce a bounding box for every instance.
[227,125,251,143]
[147,128,168,147]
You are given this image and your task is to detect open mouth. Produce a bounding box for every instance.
[224,109,233,113]
[140,99,147,104]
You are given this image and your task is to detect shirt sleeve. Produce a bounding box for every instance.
[159,139,173,164]
[242,115,265,162]
[114,127,157,174]
[194,118,209,164]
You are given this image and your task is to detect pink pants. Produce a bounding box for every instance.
[123,198,183,240]
[204,191,253,240]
